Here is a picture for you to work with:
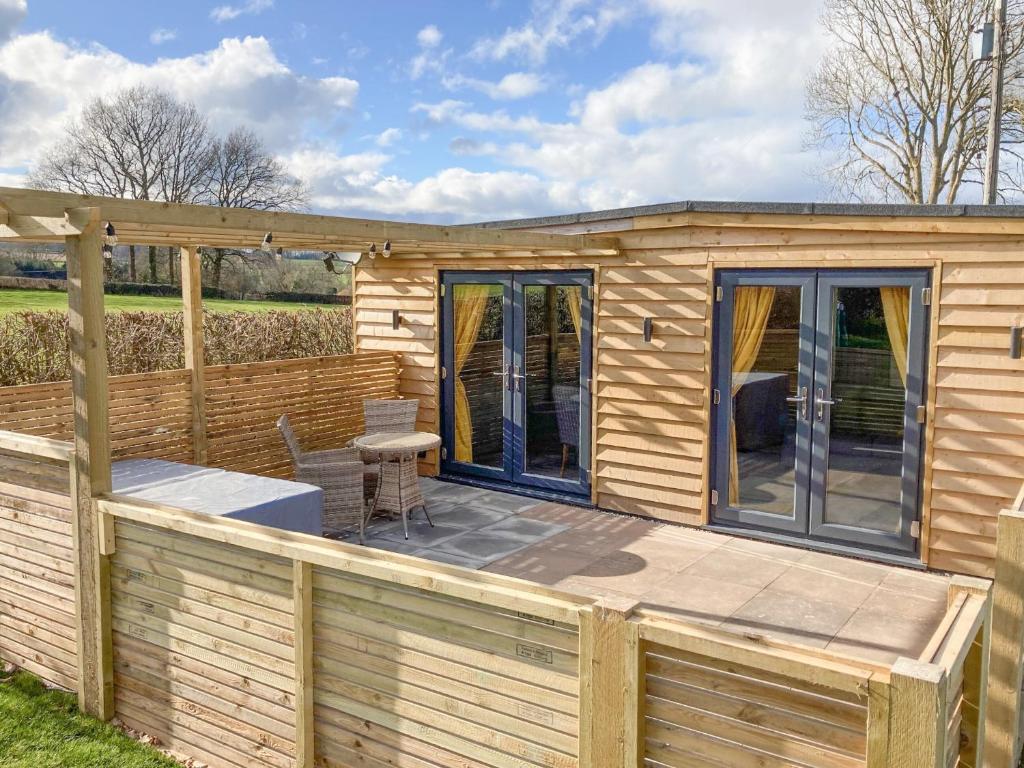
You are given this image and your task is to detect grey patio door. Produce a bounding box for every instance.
[711,269,929,556]
[439,271,593,500]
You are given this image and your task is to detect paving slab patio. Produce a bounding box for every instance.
[361,477,953,665]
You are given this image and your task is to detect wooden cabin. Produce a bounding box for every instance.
[3,188,1024,768]
[353,201,1024,579]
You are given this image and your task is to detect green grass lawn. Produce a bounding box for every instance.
[0,671,178,768]
[0,287,335,314]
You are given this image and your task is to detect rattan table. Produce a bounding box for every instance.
[353,431,441,540]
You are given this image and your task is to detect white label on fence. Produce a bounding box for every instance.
[516,643,554,665]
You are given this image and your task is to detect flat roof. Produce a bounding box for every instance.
[476,199,1024,230]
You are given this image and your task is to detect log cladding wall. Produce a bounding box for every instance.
[351,264,439,474]
[0,369,193,462]
[641,639,869,767]
[202,352,400,478]
[352,223,1024,576]
[0,458,76,690]
[593,258,710,525]
[928,259,1024,575]
[312,567,581,768]
[352,256,709,523]
[110,520,298,768]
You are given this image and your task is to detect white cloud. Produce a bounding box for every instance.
[291,150,583,220]
[443,71,547,100]
[149,28,177,45]
[410,25,450,79]
[471,0,627,65]
[0,33,358,168]
[411,99,469,124]
[210,0,273,23]
[375,127,402,147]
[0,0,26,43]
[416,25,443,48]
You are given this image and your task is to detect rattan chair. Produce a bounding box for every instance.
[552,385,580,477]
[278,415,365,538]
[354,398,420,479]
[353,399,421,528]
[364,398,420,436]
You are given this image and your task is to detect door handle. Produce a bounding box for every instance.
[786,386,808,420]
[491,365,513,390]
[815,387,838,421]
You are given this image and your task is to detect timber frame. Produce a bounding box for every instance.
[0,185,620,720]
[3,186,1024,767]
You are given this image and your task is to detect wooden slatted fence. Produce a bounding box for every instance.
[634,611,880,768]
[0,352,401,474]
[0,462,1008,768]
[0,370,193,463]
[0,443,76,690]
[203,352,399,478]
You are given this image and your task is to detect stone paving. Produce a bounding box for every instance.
[361,477,952,665]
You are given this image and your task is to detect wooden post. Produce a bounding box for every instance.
[622,617,645,767]
[66,221,114,720]
[293,560,314,767]
[951,576,993,768]
[983,508,1024,768]
[180,245,207,465]
[889,657,947,768]
[578,598,639,768]
[865,677,892,768]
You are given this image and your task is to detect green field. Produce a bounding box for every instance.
[0,671,178,768]
[0,288,336,314]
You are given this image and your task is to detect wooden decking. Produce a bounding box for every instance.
[365,478,951,666]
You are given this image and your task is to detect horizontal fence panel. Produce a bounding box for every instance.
[641,639,870,768]
[0,469,76,691]
[312,565,581,768]
[0,369,192,462]
[110,519,298,768]
[204,352,400,478]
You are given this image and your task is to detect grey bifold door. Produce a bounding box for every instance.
[711,269,929,555]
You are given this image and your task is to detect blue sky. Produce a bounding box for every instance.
[0,0,830,222]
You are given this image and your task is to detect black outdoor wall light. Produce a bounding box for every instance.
[1011,325,1023,359]
[392,309,403,330]
[643,316,654,343]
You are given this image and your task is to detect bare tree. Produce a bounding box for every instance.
[805,0,1024,204]
[200,128,308,290]
[30,86,215,282]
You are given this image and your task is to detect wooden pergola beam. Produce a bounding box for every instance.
[0,187,620,254]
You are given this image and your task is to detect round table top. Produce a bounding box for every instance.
[352,431,441,454]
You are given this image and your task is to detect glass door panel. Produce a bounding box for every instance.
[441,271,592,498]
[712,272,815,535]
[513,274,592,494]
[441,276,512,483]
[713,269,927,556]
[518,283,586,483]
[809,274,927,552]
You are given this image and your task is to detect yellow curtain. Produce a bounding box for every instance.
[729,286,776,505]
[880,286,910,386]
[454,285,491,463]
[566,286,582,341]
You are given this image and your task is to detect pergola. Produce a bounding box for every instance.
[0,185,620,716]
